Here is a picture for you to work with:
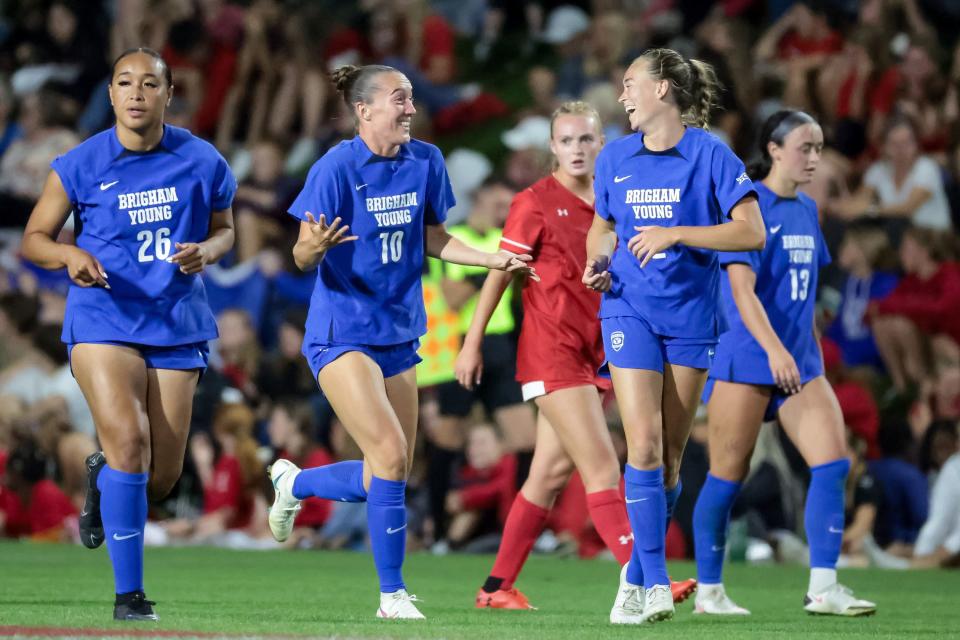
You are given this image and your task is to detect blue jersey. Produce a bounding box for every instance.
[52,125,236,346]
[289,136,454,346]
[710,183,831,385]
[594,127,756,339]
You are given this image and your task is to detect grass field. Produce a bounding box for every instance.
[1,542,957,639]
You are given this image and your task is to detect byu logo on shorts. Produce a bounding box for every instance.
[611,330,625,352]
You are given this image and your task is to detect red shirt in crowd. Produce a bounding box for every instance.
[0,480,76,538]
[286,448,335,529]
[458,454,517,525]
[874,262,960,345]
[203,454,254,530]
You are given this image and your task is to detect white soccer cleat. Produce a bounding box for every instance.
[377,589,425,619]
[694,584,751,615]
[268,459,302,542]
[803,583,876,617]
[610,563,645,624]
[640,584,675,623]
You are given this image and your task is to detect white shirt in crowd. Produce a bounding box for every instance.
[864,155,952,230]
[914,453,960,556]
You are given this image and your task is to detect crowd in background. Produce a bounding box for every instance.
[0,0,959,570]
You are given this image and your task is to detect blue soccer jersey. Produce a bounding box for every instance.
[289,136,454,346]
[52,125,237,346]
[710,182,831,385]
[594,127,756,339]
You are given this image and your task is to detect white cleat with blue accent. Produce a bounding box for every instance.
[268,459,302,542]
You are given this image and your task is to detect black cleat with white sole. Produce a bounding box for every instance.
[113,591,158,621]
[80,451,106,549]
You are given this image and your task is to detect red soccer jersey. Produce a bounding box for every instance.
[203,455,254,530]
[499,175,609,390]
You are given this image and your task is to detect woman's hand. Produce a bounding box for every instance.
[582,255,612,292]
[168,242,212,275]
[486,250,539,281]
[767,346,802,395]
[628,225,679,267]
[62,246,109,288]
[301,212,359,257]
[455,342,484,390]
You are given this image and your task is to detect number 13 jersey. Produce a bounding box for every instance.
[711,182,831,385]
[52,125,237,346]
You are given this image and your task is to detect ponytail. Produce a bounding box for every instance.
[636,48,722,128]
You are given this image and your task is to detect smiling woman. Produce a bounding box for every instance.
[20,46,237,622]
[265,63,538,622]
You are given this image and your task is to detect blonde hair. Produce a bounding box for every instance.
[213,403,262,491]
[549,100,603,138]
[843,225,897,271]
[634,48,721,129]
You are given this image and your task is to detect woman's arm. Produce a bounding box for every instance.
[424,223,536,278]
[843,503,877,553]
[583,214,616,291]
[21,171,109,288]
[168,208,236,275]
[876,187,932,219]
[454,269,512,389]
[727,263,802,393]
[628,196,765,267]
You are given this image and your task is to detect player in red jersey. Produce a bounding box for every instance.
[456,102,695,613]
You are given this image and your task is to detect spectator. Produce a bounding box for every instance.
[869,419,929,551]
[0,437,76,541]
[840,436,881,567]
[232,139,301,262]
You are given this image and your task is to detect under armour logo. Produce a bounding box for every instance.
[618,533,634,546]
[557,208,569,217]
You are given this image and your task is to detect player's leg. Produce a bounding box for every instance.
[779,376,876,616]
[144,368,200,502]
[477,411,574,610]
[692,380,768,615]
[71,343,156,621]
[608,363,672,623]
[535,385,632,565]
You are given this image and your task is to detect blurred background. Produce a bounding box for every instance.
[0,0,958,572]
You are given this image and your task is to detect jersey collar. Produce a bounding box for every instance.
[106,124,177,161]
[636,126,690,160]
[351,135,412,166]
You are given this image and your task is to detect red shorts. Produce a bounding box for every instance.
[517,344,611,401]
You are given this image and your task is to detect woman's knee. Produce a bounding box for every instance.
[366,435,409,480]
[148,457,185,501]
[100,419,149,473]
[625,425,663,469]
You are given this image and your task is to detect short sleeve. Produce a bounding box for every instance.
[593,148,613,221]
[425,147,455,225]
[500,189,544,256]
[288,157,342,223]
[719,248,761,272]
[816,214,832,269]
[212,153,238,210]
[711,143,756,219]
[910,157,943,193]
[50,155,79,206]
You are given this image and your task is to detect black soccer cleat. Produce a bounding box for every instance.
[113,591,159,621]
[79,451,106,549]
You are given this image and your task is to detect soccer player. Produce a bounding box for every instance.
[692,110,876,616]
[583,48,766,624]
[460,101,696,613]
[266,63,536,620]
[21,48,237,621]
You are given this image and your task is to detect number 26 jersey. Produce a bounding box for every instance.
[52,125,237,346]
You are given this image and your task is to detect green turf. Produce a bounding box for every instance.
[0,542,956,638]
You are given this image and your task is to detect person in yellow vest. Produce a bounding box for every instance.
[427,176,537,546]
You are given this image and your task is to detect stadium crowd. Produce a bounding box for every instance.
[0,0,958,574]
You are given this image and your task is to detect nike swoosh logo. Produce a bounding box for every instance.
[828,526,844,534]
[625,497,649,504]
[100,180,119,191]
[386,524,407,534]
[355,184,368,191]
[113,532,140,541]
[711,544,725,552]
[614,175,631,183]
[80,509,90,517]
[769,224,782,233]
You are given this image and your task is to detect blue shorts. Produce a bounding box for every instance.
[600,315,716,375]
[304,339,422,385]
[67,341,209,374]
[701,377,791,422]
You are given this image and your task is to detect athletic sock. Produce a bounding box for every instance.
[692,473,742,584]
[292,460,367,502]
[806,458,850,591]
[624,464,668,589]
[98,465,148,595]
[489,492,549,590]
[665,479,683,530]
[366,476,407,593]
[586,489,633,565]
